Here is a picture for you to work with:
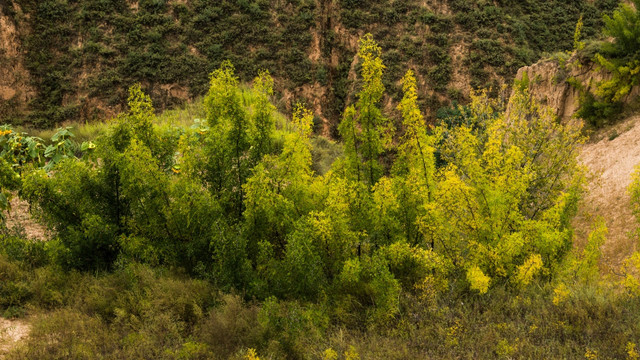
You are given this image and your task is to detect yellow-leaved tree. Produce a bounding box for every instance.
[418,86,585,293]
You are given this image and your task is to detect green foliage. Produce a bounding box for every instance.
[43,127,77,171]
[1,252,639,359]
[0,158,21,223]
[243,104,315,255]
[573,0,640,127]
[338,34,394,187]
[601,0,640,60]
[335,253,401,327]
[0,126,45,172]
[250,70,276,165]
[21,84,210,271]
[0,37,604,359]
[574,15,585,51]
[200,61,253,220]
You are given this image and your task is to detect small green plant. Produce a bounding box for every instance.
[573,15,585,51]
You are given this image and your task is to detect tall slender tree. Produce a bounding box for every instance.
[203,61,251,220]
[338,34,394,187]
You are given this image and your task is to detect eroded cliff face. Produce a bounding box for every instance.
[0,1,33,120]
[511,55,639,122]
[0,0,618,128]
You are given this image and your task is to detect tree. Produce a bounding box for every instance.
[203,61,251,220]
[602,0,640,60]
[392,70,436,245]
[418,89,584,292]
[243,104,316,254]
[338,34,394,187]
[250,70,276,165]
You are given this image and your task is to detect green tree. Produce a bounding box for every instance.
[392,70,436,245]
[335,253,400,327]
[244,104,317,256]
[602,0,640,59]
[203,61,251,220]
[250,70,276,165]
[338,34,394,187]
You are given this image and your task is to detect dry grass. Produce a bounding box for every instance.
[574,115,640,268]
[0,317,30,358]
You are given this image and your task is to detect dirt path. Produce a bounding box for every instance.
[0,317,30,358]
[574,115,640,268]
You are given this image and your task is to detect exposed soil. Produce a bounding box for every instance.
[4,195,48,241]
[574,115,640,268]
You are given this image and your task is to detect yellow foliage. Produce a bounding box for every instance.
[624,274,640,297]
[323,348,338,360]
[344,346,360,360]
[622,252,640,297]
[515,254,543,287]
[415,275,446,307]
[553,283,570,306]
[585,348,599,359]
[496,338,517,357]
[628,342,639,360]
[467,266,490,294]
[446,319,462,347]
[246,348,260,360]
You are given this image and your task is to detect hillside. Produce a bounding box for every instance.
[0,0,618,130]
[2,1,640,358]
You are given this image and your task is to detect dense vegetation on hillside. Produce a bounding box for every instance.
[0,0,619,128]
[0,1,639,359]
[1,14,640,354]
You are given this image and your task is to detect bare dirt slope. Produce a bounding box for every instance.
[574,115,640,268]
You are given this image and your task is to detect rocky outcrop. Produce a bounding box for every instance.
[512,55,639,122]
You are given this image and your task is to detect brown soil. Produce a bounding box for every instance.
[573,115,640,268]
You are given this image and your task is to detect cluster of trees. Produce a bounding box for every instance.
[6,34,593,328]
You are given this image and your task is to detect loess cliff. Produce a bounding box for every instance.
[0,0,619,129]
